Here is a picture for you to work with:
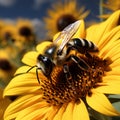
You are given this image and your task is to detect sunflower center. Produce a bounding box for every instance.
[41,55,111,106]
[19,26,32,37]
[4,32,11,40]
[57,14,77,31]
[0,59,12,71]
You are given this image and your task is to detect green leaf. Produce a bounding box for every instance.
[89,108,112,120]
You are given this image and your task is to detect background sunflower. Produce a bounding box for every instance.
[44,0,89,38]
[0,88,11,120]
[0,23,17,46]
[99,0,120,19]
[0,1,120,120]
[3,13,120,120]
[16,19,35,42]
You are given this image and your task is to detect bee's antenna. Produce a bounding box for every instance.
[14,65,41,84]
[26,65,37,73]
[26,65,41,84]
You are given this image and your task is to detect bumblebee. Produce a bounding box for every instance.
[27,20,99,84]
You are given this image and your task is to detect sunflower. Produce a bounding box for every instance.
[0,88,11,120]
[102,0,120,11]
[4,10,120,120]
[0,24,17,46]
[44,0,89,38]
[16,19,35,43]
[0,20,5,32]
[99,0,120,19]
[0,50,17,84]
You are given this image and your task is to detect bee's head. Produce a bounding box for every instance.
[37,54,54,76]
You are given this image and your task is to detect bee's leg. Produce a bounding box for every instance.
[36,68,40,84]
[70,55,90,71]
[36,68,53,85]
[85,51,92,58]
[63,64,72,82]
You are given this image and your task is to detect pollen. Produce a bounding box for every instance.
[40,55,112,106]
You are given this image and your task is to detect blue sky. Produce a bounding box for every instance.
[0,0,100,20]
[0,0,100,39]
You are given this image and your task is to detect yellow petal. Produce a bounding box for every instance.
[14,65,44,78]
[112,54,120,62]
[4,112,17,120]
[43,106,59,120]
[86,10,120,44]
[73,20,86,38]
[14,66,28,75]
[86,24,99,44]
[0,89,11,120]
[36,41,52,54]
[78,9,90,20]
[98,39,117,58]
[4,86,41,97]
[22,51,38,66]
[53,104,66,120]
[53,32,60,41]
[98,26,120,52]
[95,84,120,94]
[73,100,90,120]
[4,94,43,120]
[98,34,120,58]
[110,54,120,64]
[16,102,50,120]
[86,90,120,116]
[106,67,120,75]
[101,40,120,59]
[98,14,110,19]
[110,58,120,68]
[103,75,120,83]
[104,10,120,30]
[62,102,74,120]
[4,74,41,96]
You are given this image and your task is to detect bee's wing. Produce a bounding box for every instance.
[54,20,81,54]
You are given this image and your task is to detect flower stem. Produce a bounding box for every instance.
[99,0,104,21]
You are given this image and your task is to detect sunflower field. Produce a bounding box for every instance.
[0,0,120,120]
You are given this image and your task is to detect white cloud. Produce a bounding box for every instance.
[3,18,16,24]
[33,0,52,9]
[31,18,47,41]
[1,18,47,41]
[0,0,16,7]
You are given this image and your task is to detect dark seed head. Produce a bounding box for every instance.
[57,14,77,31]
[19,26,32,37]
[0,59,12,71]
[4,32,11,40]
